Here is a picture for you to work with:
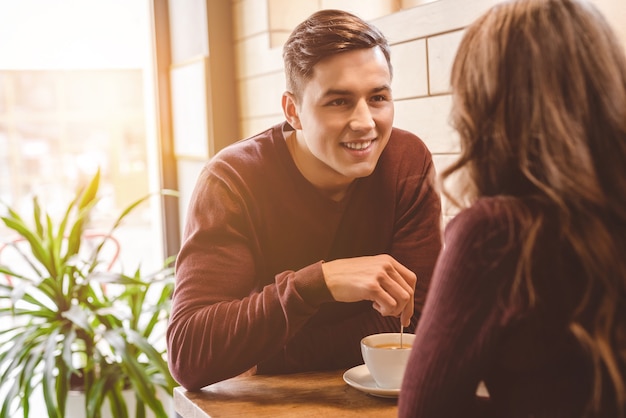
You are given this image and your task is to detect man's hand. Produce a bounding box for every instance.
[321,254,417,327]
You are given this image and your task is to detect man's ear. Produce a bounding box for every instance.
[282,92,302,129]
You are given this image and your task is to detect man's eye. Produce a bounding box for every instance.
[371,95,389,102]
[327,98,348,106]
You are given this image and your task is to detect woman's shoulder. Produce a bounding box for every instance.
[446,197,522,242]
[457,196,515,219]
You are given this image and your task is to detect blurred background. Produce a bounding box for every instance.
[0,0,161,272]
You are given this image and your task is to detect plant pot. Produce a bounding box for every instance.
[65,388,175,418]
[66,390,135,418]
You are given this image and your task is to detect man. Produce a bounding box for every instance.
[167,9,442,391]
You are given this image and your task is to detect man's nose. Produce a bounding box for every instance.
[349,99,375,132]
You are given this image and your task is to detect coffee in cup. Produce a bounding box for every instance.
[360,332,415,389]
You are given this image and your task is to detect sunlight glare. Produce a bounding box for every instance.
[0,0,146,70]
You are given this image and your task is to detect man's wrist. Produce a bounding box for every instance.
[293,261,334,305]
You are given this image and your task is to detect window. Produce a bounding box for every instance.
[0,1,166,273]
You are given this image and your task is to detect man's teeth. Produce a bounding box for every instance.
[343,140,372,150]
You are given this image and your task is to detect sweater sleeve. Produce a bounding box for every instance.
[166,167,334,390]
[398,201,515,417]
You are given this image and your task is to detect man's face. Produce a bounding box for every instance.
[284,47,394,195]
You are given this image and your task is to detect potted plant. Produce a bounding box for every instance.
[0,170,178,418]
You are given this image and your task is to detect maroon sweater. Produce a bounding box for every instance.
[399,197,613,417]
[167,122,442,390]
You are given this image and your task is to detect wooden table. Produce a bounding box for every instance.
[174,369,398,417]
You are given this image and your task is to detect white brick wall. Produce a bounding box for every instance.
[391,40,428,99]
[427,30,465,95]
[394,95,458,154]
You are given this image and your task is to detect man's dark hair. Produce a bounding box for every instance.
[283,9,392,99]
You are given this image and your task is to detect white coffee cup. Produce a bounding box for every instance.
[360,332,415,389]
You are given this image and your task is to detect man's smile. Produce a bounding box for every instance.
[342,139,375,150]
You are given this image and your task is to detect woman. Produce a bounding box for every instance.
[398,0,626,416]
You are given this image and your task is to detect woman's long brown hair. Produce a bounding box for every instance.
[443,0,626,415]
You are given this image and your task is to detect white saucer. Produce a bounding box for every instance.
[343,364,400,398]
